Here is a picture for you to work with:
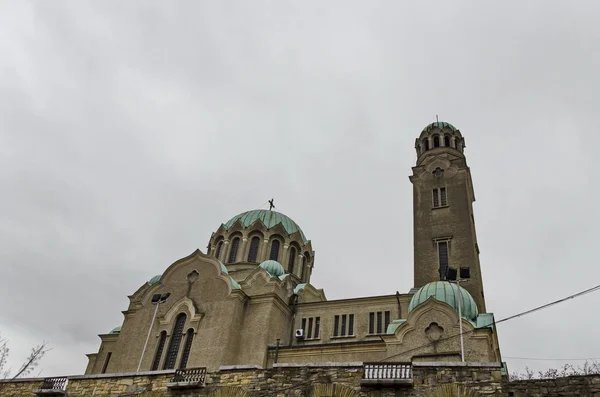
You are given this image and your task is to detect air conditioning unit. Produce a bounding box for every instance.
[295,329,305,339]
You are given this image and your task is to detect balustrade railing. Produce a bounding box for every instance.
[170,367,207,385]
[362,363,412,385]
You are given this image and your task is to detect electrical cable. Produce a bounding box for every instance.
[503,356,600,361]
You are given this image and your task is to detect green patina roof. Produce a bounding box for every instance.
[259,260,286,278]
[223,209,307,243]
[148,275,161,286]
[109,326,121,334]
[294,283,307,294]
[219,261,229,274]
[230,278,241,290]
[409,281,478,321]
[422,121,458,134]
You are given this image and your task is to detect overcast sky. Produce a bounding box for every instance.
[1,0,600,377]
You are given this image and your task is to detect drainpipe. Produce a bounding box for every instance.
[395,291,402,319]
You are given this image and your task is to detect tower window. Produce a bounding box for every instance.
[228,237,240,263]
[424,139,430,151]
[300,255,306,281]
[369,311,391,335]
[432,188,448,208]
[151,331,167,370]
[433,135,440,147]
[179,328,194,369]
[288,247,296,274]
[438,241,449,280]
[215,241,223,260]
[247,236,260,262]
[269,240,280,261]
[163,313,187,370]
[444,135,451,147]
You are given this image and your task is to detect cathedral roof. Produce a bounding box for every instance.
[421,121,458,134]
[223,209,307,243]
[409,281,478,321]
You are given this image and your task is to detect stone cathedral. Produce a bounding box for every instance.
[85,121,502,375]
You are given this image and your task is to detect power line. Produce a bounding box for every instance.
[379,282,600,362]
[504,356,600,362]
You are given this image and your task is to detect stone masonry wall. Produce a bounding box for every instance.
[1,364,599,397]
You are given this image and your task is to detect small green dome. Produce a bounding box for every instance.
[422,121,458,134]
[259,260,285,277]
[219,261,229,274]
[409,281,478,321]
[223,209,307,243]
[148,275,161,286]
[109,326,121,334]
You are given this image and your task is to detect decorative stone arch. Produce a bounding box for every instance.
[310,383,360,397]
[432,134,441,148]
[158,296,203,326]
[209,386,250,397]
[286,241,302,276]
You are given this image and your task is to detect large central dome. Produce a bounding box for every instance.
[223,209,307,243]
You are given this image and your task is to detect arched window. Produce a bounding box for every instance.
[301,252,310,281]
[269,240,280,261]
[151,331,167,370]
[247,236,260,262]
[444,135,451,147]
[300,255,306,281]
[288,247,296,274]
[163,313,186,370]
[215,241,223,260]
[179,328,194,369]
[433,135,440,147]
[424,139,430,151]
[228,237,240,263]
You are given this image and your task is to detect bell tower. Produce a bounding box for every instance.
[409,121,486,312]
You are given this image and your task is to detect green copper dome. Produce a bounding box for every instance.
[223,209,307,243]
[409,281,478,321]
[148,275,161,286]
[422,121,458,134]
[259,260,286,278]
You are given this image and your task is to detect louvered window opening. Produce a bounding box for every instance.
[247,237,260,262]
[163,313,187,370]
[228,237,240,263]
[179,329,194,369]
[151,331,167,370]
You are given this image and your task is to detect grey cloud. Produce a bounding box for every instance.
[1,0,600,376]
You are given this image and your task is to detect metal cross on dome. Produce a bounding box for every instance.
[268,198,275,211]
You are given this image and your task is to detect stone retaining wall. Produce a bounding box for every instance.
[1,363,598,397]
